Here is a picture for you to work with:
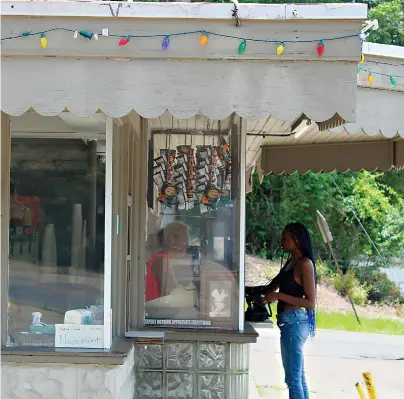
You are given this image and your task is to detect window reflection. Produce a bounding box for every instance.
[8,133,106,347]
[145,126,240,329]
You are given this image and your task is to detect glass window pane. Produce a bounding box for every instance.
[8,116,106,347]
[145,117,240,329]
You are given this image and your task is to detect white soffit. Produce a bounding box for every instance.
[334,43,404,138]
[1,1,365,122]
[251,43,404,144]
[331,88,403,138]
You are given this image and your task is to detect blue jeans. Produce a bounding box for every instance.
[277,309,310,399]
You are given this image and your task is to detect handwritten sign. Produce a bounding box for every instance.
[55,324,104,349]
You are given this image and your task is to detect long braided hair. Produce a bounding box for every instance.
[284,222,317,337]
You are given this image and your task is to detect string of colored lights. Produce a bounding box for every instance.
[2,27,402,84]
[1,26,359,56]
[357,66,404,86]
[358,54,403,86]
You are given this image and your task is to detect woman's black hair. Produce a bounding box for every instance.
[285,222,317,337]
[285,222,317,282]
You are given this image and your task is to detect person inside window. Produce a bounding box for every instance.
[261,222,316,399]
[145,221,190,301]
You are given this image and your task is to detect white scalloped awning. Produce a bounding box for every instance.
[256,42,404,174]
[330,89,403,138]
[1,1,365,123]
[1,57,359,122]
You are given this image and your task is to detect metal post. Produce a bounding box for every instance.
[103,118,114,349]
[0,112,11,346]
[326,239,361,325]
[237,116,247,332]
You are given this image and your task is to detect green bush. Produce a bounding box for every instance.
[316,259,334,284]
[355,267,402,305]
[332,269,368,305]
[350,285,369,306]
[333,268,356,295]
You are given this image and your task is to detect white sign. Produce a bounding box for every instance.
[144,319,211,327]
[55,324,104,349]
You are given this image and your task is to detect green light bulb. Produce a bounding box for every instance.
[238,40,246,55]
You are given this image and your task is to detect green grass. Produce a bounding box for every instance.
[316,311,404,335]
[268,305,404,335]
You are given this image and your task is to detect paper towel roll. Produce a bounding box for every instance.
[64,309,92,325]
[71,204,82,268]
[42,224,57,266]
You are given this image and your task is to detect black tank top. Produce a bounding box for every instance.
[278,266,305,313]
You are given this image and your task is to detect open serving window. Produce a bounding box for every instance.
[144,114,246,330]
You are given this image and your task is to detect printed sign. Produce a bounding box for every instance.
[145,319,212,327]
[55,324,104,349]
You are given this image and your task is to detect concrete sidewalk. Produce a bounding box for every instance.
[249,327,404,398]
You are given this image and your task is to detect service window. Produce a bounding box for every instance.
[7,115,107,347]
[145,118,243,330]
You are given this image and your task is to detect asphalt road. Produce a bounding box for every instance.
[250,326,404,398]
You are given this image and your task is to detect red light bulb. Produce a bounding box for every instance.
[317,41,324,57]
[119,36,130,46]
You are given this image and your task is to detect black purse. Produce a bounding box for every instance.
[245,285,272,322]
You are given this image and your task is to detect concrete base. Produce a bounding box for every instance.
[1,347,135,399]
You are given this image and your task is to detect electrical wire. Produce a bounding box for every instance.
[328,174,386,262]
[1,27,359,44]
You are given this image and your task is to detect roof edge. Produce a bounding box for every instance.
[0,1,368,21]
[363,42,404,60]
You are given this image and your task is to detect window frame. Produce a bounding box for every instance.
[1,112,11,346]
[125,114,247,333]
[1,113,117,349]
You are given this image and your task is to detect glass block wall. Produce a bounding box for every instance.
[135,342,250,399]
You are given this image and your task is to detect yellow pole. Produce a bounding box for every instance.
[355,383,367,399]
[363,372,378,399]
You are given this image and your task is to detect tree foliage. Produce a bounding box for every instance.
[366,0,404,46]
[246,171,404,268]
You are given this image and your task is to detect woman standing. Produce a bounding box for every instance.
[262,222,316,399]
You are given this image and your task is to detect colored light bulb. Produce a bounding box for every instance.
[390,76,397,86]
[357,65,361,74]
[40,33,47,49]
[22,31,31,37]
[368,73,373,84]
[79,30,94,40]
[119,36,130,46]
[317,41,324,56]
[162,36,170,50]
[277,42,285,56]
[238,39,246,55]
[359,54,365,64]
[200,33,208,46]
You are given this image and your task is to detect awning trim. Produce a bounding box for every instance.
[1,57,358,123]
[261,140,404,174]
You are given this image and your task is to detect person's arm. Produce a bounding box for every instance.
[264,258,316,309]
[152,256,177,296]
[262,273,282,295]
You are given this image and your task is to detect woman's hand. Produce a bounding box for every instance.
[261,292,279,304]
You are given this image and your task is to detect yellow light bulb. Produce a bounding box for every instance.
[200,34,208,46]
[276,43,285,56]
[359,54,365,64]
[40,33,47,49]
[368,74,373,84]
